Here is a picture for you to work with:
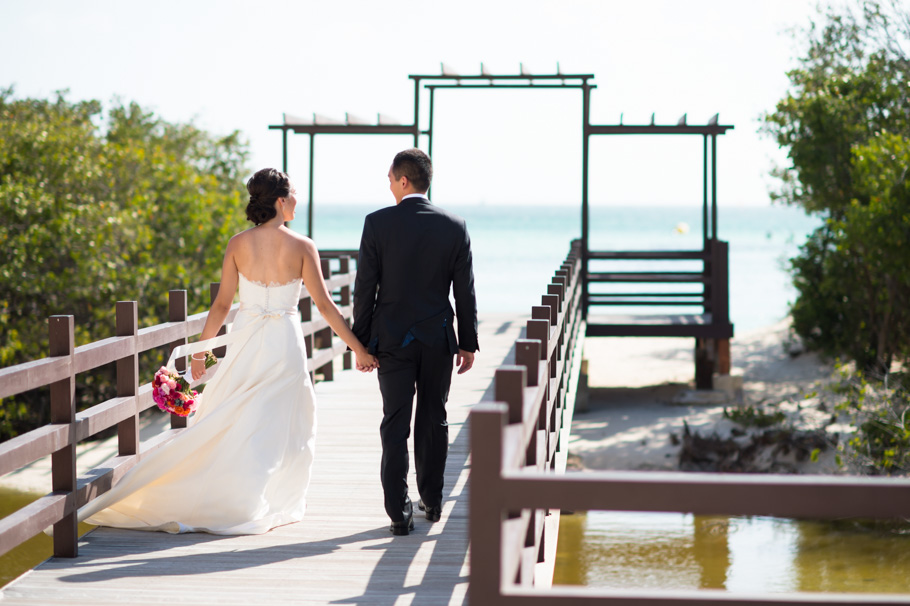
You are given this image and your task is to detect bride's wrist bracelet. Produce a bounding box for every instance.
[191,351,211,361]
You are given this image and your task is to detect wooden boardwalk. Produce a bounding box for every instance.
[1,314,526,605]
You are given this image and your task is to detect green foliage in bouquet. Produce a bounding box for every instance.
[763,0,910,374]
[0,88,250,440]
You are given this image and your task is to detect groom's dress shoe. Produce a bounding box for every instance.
[389,514,414,536]
[390,499,414,535]
[418,499,442,522]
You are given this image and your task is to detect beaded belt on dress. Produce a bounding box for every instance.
[166,304,299,380]
[238,303,299,319]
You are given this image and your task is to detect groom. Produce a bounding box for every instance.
[352,148,479,536]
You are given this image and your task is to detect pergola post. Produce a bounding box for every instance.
[281,128,288,174]
[308,134,315,239]
[581,82,591,321]
[702,134,709,249]
[711,133,718,241]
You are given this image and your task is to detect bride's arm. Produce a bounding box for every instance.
[301,239,378,371]
[191,238,240,379]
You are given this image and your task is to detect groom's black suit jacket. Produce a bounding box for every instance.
[352,196,478,356]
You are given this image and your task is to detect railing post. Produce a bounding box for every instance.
[541,294,559,327]
[495,366,526,426]
[515,341,547,573]
[300,290,315,386]
[547,282,564,315]
[514,339,540,388]
[115,302,139,457]
[49,315,77,558]
[210,283,227,358]
[531,307,556,381]
[549,281,566,363]
[339,256,353,371]
[168,290,188,430]
[469,404,506,604]
[316,258,334,381]
[516,339,547,435]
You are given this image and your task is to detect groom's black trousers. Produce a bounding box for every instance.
[377,340,453,523]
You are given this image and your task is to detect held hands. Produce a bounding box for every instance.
[457,349,475,374]
[355,350,379,373]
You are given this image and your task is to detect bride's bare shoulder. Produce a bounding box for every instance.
[281,227,317,252]
[228,227,258,245]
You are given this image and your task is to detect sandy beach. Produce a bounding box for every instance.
[571,319,841,473]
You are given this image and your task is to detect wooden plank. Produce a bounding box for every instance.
[136,322,186,352]
[588,271,708,283]
[0,425,70,477]
[587,313,734,339]
[0,357,69,400]
[587,250,708,260]
[72,336,133,375]
[0,494,70,557]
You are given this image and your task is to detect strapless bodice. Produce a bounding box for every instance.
[237,273,302,317]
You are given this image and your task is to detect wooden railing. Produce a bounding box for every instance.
[0,254,356,559]
[469,245,910,604]
[470,239,587,600]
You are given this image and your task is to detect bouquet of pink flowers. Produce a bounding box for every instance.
[152,352,217,417]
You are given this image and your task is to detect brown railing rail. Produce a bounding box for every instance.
[0,254,356,559]
[469,246,910,604]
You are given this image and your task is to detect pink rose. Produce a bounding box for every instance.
[160,383,170,395]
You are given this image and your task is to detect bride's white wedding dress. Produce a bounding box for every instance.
[78,273,316,535]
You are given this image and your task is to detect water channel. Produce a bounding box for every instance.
[554,511,910,594]
[0,487,94,587]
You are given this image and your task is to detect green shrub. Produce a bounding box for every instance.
[0,89,250,440]
[723,406,787,428]
[763,1,910,374]
[834,366,910,475]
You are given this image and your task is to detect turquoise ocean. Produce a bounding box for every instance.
[290,204,821,334]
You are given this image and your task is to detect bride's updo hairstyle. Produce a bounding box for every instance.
[246,168,291,225]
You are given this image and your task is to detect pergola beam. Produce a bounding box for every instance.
[424,84,594,90]
[408,73,594,81]
[588,124,733,135]
[267,124,417,136]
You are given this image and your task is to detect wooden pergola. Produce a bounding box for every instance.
[269,64,735,387]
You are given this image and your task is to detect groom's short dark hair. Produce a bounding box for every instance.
[391,148,432,192]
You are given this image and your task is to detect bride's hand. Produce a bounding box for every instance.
[191,354,207,381]
[356,351,378,373]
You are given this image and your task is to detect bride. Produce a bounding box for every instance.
[76,168,378,535]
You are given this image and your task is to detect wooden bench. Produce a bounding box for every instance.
[584,240,733,388]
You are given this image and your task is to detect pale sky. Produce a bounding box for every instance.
[1,0,821,207]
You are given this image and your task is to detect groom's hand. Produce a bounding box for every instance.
[456,350,474,374]
[355,351,379,373]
